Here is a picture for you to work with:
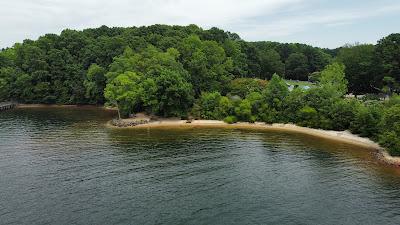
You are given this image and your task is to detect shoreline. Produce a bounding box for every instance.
[107,119,400,167]
[16,104,117,111]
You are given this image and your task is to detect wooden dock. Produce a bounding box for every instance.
[0,102,16,111]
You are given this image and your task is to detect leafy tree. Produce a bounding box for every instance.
[285,53,309,80]
[195,92,222,119]
[297,106,319,128]
[216,96,234,119]
[336,44,383,94]
[223,39,248,77]
[228,78,267,98]
[376,33,400,90]
[319,62,348,97]
[153,69,194,117]
[104,71,143,118]
[235,99,253,122]
[350,103,383,138]
[259,49,284,79]
[179,35,233,95]
[84,64,106,104]
[379,104,400,156]
[263,74,289,110]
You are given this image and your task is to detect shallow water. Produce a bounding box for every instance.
[1,107,400,225]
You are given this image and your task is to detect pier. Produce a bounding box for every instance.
[0,102,16,111]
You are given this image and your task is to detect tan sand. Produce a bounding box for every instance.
[108,119,400,166]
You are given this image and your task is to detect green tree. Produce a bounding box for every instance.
[319,63,348,97]
[259,49,284,79]
[350,103,383,138]
[154,69,194,117]
[337,44,383,94]
[179,35,233,95]
[285,53,309,80]
[235,99,253,122]
[195,92,222,119]
[228,78,267,98]
[263,74,289,110]
[84,64,106,104]
[104,71,143,118]
[379,104,400,156]
[376,33,400,91]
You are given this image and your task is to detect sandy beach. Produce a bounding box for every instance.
[108,118,400,166]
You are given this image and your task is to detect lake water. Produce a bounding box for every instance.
[1,107,400,225]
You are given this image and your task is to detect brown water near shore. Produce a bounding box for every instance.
[2,107,400,225]
[108,119,400,166]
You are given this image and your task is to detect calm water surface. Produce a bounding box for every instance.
[1,107,400,225]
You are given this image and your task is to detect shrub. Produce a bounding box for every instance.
[297,106,319,128]
[235,99,252,121]
[378,104,400,156]
[350,103,382,138]
[379,131,400,156]
[224,116,238,124]
[196,92,222,119]
[328,99,359,131]
[228,78,267,98]
[216,96,234,119]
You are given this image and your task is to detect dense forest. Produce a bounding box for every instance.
[1,25,400,155]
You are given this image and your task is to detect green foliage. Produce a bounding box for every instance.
[376,33,400,91]
[263,74,289,110]
[259,49,284,79]
[235,99,252,121]
[105,46,193,117]
[378,104,400,156]
[178,35,233,95]
[319,62,348,97]
[328,99,359,131]
[297,106,319,128]
[282,88,306,123]
[84,64,106,104]
[216,96,234,119]
[224,116,238,124]
[336,44,383,94]
[285,53,309,80]
[228,78,267,98]
[104,71,143,117]
[195,92,223,119]
[350,103,383,138]
[153,69,194,117]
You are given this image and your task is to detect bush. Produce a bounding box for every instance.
[379,131,400,156]
[350,103,382,138]
[235,99,252,121]
[297,106,319,128]
[378,104,400,156]
[328,99,359,131]
[224,116,238,124]
[196,92,222,119]
[228,78,267,98]
[258,104,280,124]
[216,96,234,119]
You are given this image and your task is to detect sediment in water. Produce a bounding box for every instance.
[107,119,400,167]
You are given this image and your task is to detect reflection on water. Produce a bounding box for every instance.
[1,108,400,225]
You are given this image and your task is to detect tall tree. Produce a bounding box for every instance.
[337,44,383,94]
[285,53,309,80]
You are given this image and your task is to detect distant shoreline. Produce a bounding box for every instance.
[17,104,117,111]
[107,119,400,167]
